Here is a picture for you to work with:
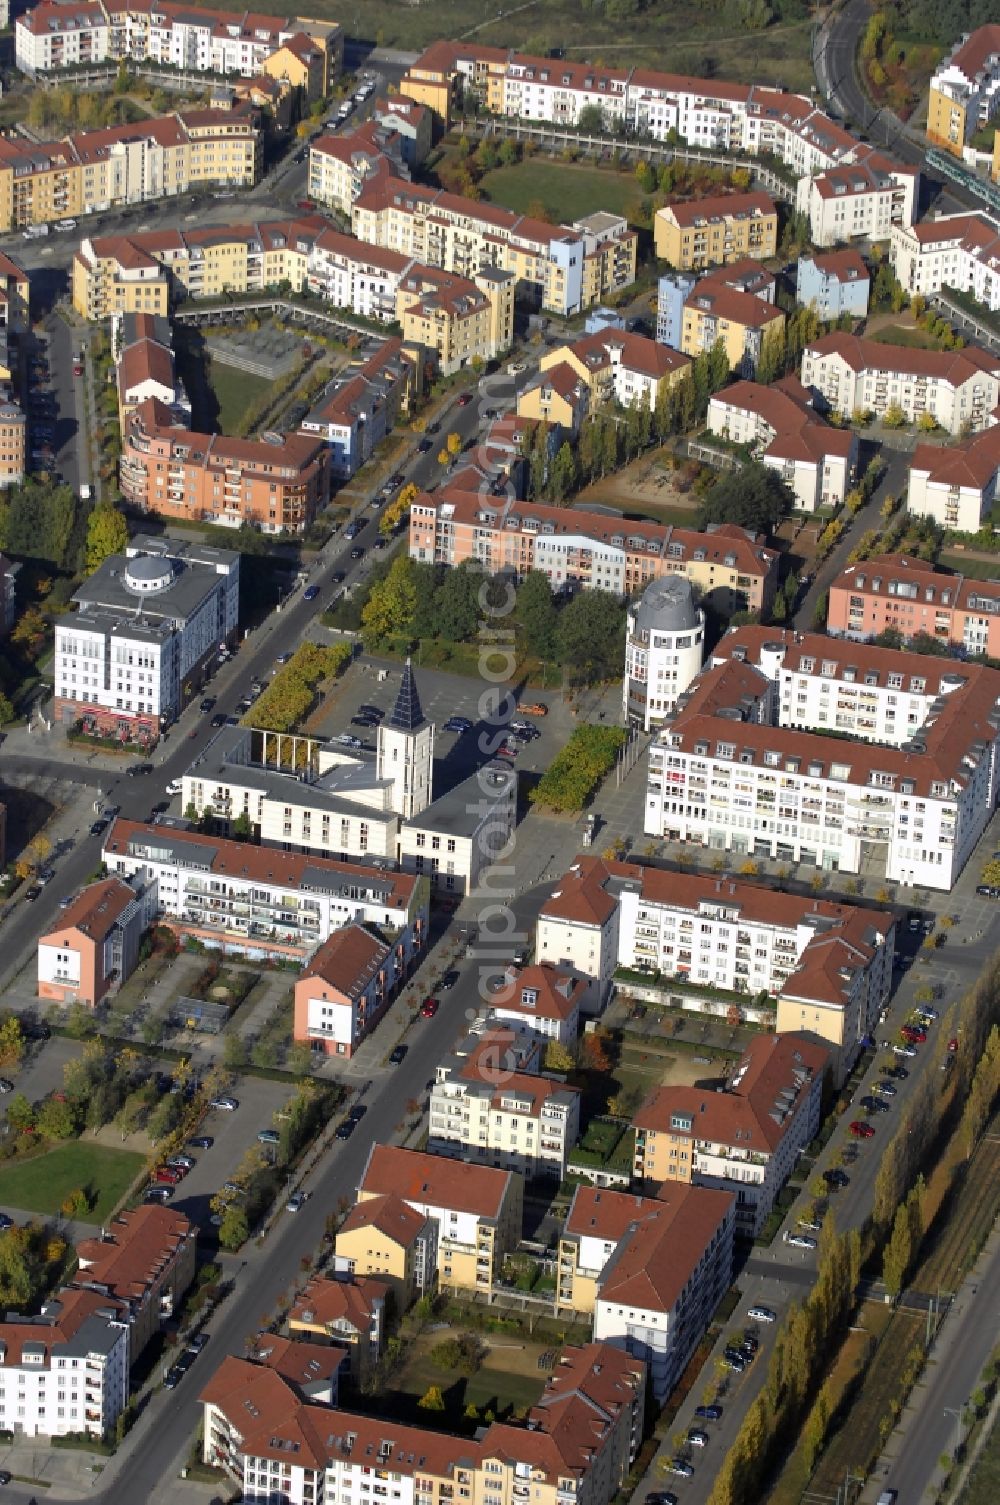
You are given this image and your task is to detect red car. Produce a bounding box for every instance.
[850,1120,875,1139]
[948,1037,959,1053]
[420,997,439,1018]
[456,393,473,406]
[901,1025,927,1044]
[155,1165,184,1185]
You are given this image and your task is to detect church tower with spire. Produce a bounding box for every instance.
[376,659,435,820]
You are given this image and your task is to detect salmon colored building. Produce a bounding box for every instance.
[826,552,1000,658]
[37,876,156,1007]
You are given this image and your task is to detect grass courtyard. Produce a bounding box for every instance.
[872,322,952,352]
[0,1143,144,1223]
[381,1331,549,1427]
[205,360,272,436]
[479,161,642,226]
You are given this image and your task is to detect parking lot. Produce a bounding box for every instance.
[166,1074,298,1231]
[307,657,582,788]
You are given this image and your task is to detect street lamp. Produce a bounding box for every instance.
[944,1405,965,1461]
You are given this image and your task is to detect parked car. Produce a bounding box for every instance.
[145,1186,174,1202]
[358,704,384,719]
[209,1096,239,1112]
[23,884,42,902]
[350,546,365,560]
[127,762,153,777]
[199,697,216,713]
[303,586,320,601]
[456,392,473,406]
[188,1136,213,1150]
[440,970,460,991]
[747,1306,775,1323]
[348,1104,368,1122]
[420,996,439,1018]
[89,818,109,836]
[687,1429,709,1448]
[823,1168,850,1187]
[388,1045,407,1065]
[694,1405,722,1421]
[785,1232,818,1249]
[286,1192,308,1212]
[211,713,227,728]
[335,1119,357,1140]
[884,1065,909,1080]
[257,1128,280,1145]
[873,1080,897,1097]
[352,714,378,728]
[517,702,548,716]
[665,1460,693,1479]
[849,1120,875,1139]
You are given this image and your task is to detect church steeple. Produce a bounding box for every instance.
[388,657,425,732]
[376,659,435,820]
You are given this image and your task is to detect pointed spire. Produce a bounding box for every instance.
[388,658,425,732]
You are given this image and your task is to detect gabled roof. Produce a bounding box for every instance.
[338,1191,429,1248]
[359,1144,514,1220]
[288,1276,388,1334]
[38,877,138,946]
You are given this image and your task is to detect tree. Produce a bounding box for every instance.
[6,1093,34,1135]
[882,403,907,430]
[0,1017,24,1072]
[0,693,14,727]
[583,1032,612,1072]
[516,570,557,659]
[882,1199,913,1295]
[361,555,418,643]
[218,1203,249,1251]
[435,560,481,643]
[546,441,578,504]
[0,1228,38,1307]
[84,500,129,575]
[446,431,463,457]
[555,590,626,683]
[418,1384,447,1411]
[544,1040,575,1072]
[37,1095,79,1140]
[577,104,606,133]
[698,462,794,535]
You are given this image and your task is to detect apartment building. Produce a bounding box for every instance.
[0,1288,129,1439]
[890,211,1000,315]
[517,360,591,434]
[293,924,399,1059]
[536,855,892,1078]
[653,191,778,269]
[353,1144,523,1297]
[0,401,25,488]
[37,875,158,1007]
[113,309,188,428]
[827,552,1000,657]
[795,153,918,248]
[623,575,706,731]
[16,0,341,87]
[644,623,1000,890]
[706,378,859,511]
[795,249,870,319]
[371,95,431,166]
[73,1205,196,1359]
[0,250,29,333]
[538,327,690,413]
[927,25,1000,155]
[633,1034,827,1237]
[429,1034,581,1178]
[487,964,585,1048]
[557,1183,734,1400]
[54,535,239,738]
[287,1277,388,1382]
[308,119,407,215]
[335,1194,438,1310]
[102,819,428,962]
[301,338,412,480]
[396,263,515,376]
[120,397,329,533]
[0,108,261,232]
[908,424,1000,533]
[400,45,914,231]
[352,177,638,318]
[681,272,785,376]
[201,1342,645,1505]
[800,331,1000,434]
[409,487,778,612]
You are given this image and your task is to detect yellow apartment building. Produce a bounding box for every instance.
[654,191,779,269]
[681,279,785,374]
[334,1192,437,1313]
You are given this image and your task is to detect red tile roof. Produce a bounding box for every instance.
[803,331,1000,383]
[75,1205,193,1306]
[338,1191,429,1248]
[359,1145,515,1220]
[910,427,1000,491]
[661,189,776,227]
[288,1276,388,1334]
[298,924,390,998]
[492,962,586,1021]
[38,877,138,946]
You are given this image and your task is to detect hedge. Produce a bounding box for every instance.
[242,641,351,733]
[529,725,626,813]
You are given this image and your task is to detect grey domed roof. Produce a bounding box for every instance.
[634,575,699,633]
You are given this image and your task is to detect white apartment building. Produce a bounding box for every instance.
[308,122,405,216]
[536,858,632,1015]
[706,379,858,512]
[15,0,109,74]
[643,624,1000,890]
[54,535,239,738]
[0,1290,129,1439]
[557,1183,734,1402]
[800,332,1000,434]
[487,963,585,1047]
[623,575,705,731]
[795,155,918,248]
[429,1051,581,1179]
[101,819,428,962]
[304,226,409,321]
[890,212,1000,315]
[908,426,1000,534]
[633,1033,827,1237]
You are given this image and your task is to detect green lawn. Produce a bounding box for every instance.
[206,361,272,435]
[873,323,950,351]
[0,1144,145,1222]
[941,553,1000,580]
[479,162,641,226]
[387,1350,545,1426]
